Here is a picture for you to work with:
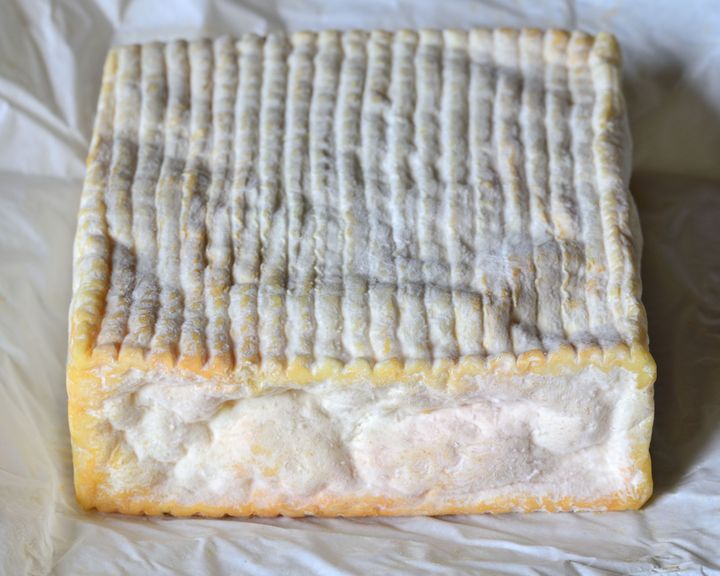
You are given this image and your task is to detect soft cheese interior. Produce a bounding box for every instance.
[98,366,652,512]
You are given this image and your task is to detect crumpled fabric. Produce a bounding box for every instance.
[0,0,719,574]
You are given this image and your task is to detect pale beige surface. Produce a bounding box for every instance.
[67,30,654,518]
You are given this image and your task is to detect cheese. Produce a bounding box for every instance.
[67,29,655,517]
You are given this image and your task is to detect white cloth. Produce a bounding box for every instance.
[0,1,718,573]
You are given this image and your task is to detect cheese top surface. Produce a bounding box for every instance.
[69,29,650,382]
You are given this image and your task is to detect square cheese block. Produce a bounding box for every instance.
[67,28,656,517]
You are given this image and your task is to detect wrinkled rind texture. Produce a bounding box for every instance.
[67,28,655,516]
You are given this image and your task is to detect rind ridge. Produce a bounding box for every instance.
[70,29,651,377]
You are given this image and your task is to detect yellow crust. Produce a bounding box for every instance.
[79,487,652,518]
[70,341,656,397]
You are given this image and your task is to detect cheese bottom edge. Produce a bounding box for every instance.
[68,362,653,517]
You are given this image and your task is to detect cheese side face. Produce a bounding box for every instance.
[68,29,656,516]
